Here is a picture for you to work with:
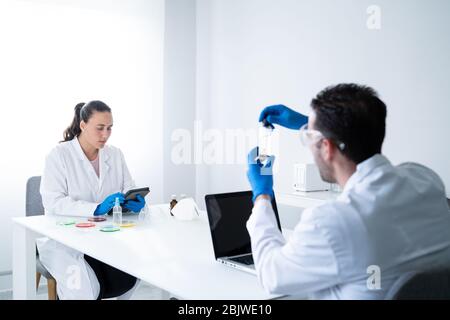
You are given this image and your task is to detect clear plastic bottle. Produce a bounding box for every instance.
[257,120,274,165]
[138,203,149,224]
[112,197,122,226]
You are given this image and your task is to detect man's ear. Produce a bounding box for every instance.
[321,138,335,162]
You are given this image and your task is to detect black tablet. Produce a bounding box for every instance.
[124,187,150,202]
[107,187,150,214]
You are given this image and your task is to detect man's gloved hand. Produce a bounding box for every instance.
[259,104,308,130]
[124,194,146,213]
[94,192,124,216]
[247,147,275,203]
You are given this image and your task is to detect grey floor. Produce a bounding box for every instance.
[0,282,170,300]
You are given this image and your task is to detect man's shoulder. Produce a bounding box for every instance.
[397,161,441,178]
[396,162,445,190]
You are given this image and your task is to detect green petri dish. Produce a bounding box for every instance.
[100,225,120,232]
[56,219,76,226]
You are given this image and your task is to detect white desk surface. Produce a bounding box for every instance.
[12,205,286,300]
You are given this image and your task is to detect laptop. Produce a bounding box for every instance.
[205,191,282,275]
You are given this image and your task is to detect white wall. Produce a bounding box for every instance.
[1,0,449,293]
[0,0,165,289]
[163,0,197,202]
[196,0,450,198]
[195,0,212,208]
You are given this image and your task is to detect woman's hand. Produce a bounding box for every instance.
[94,192,124,216]
[124,194,146,213]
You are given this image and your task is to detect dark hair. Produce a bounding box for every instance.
[310,83,387,164]
[61,100,111,142]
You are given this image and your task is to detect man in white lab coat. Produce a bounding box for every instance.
[247,84,450,299]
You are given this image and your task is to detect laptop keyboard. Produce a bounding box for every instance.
[230,255,254,265]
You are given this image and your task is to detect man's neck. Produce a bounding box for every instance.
[335,160,357,188]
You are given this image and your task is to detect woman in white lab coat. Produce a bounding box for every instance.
[38,101,145,299]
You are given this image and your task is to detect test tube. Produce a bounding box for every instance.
[257,120,274,165]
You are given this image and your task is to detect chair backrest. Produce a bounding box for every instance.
[26,176,45,216]
[386,268,450,300]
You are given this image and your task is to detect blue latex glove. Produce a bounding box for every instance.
[259,104,308,130]
[247,147,275,202]
[94,192,125,216]
[124,194,146,213]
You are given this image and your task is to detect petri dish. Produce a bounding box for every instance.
[119,221,136,228]
[100,225,120,232]
[88,217,107,222]
[56,219,76,226]
[75,222,96,228]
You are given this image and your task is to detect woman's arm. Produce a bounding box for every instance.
[40,148,98,217]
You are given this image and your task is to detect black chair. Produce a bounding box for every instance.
[25,176,57,300]
[385,268,450,300]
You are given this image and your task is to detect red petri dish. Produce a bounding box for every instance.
[76,222,96,228]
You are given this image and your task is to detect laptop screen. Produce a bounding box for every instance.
[205,191,281,259]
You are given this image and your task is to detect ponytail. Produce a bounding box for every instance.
[62,103,85,142]
[61,101,111,143]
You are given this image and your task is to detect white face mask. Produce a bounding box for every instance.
[171,198,200,221]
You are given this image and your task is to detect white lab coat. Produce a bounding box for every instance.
[37,137,136,299]
[247,154,450,299]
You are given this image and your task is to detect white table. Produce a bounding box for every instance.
[12,205,285,300]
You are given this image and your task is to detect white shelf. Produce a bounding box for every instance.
[275,191,340,208]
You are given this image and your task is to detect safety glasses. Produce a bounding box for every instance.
[299,124,324,147]
[299,124,345,151]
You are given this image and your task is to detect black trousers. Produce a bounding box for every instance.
[84,254,137,300]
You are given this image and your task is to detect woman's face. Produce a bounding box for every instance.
[80,111,113,149]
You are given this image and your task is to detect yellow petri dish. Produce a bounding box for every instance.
[119,221,136,228]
